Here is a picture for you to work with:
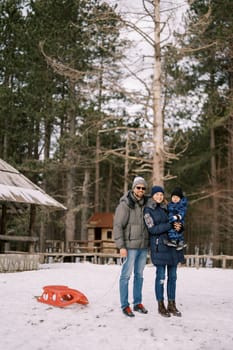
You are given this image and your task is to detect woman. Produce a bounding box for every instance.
[143,185,185,317]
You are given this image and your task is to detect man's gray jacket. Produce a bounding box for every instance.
[113,191,149,250]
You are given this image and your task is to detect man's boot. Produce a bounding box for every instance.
[167,300,182,317]
[158,300,170,317]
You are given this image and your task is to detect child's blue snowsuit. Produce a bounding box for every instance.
[167,197,188,241]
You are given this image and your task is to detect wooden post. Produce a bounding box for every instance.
[29,204,36,252]
[0,204,7,252]
[195,246,200,268]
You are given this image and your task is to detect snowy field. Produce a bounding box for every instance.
[0,262,232,350]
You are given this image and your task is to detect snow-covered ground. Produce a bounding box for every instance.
[0,262,232,350]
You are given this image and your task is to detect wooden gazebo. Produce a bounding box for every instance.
[0,158,66,256]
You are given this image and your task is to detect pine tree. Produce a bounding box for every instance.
[165,0,233,255]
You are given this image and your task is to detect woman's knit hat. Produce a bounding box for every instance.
[171,187,183,198]
[151,185,164,196]
[132,176,147,189]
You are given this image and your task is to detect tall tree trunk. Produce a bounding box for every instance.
[95,133,100,212]
[95,59,104,213]
[3,118,8,159]
[226,69,233,255]
[65,158,76,250]
[29,204,36,236]
[39,116,52,252]
[210,126,219,254]
[152,0,164,185]
[44,118,51,160]
[106,162,113,212]
[80,168,90,240]
[2,74,10,159]
[227,115,233,255]
[39,213,46,253]
[65,83,77,250]
[124,132,129,193]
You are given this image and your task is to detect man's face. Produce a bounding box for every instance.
[133,183,146,199]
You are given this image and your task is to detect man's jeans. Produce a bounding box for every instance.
[155,265,177,301]
[119,249,148,309]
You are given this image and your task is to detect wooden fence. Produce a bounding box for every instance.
[0,234,39,253]
[185,254,233,268]
[1,238,233,270]
[42,252,233,268]
[0,253,40,272]
[43,240,233,268]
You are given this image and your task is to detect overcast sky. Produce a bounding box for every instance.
[105,1,200,130]
[106,0,189,86]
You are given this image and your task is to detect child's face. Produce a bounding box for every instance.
[171,195,180,203]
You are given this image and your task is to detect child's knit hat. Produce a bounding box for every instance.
[171,187,183,198]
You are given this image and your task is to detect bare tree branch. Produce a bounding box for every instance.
[39,41,87,82]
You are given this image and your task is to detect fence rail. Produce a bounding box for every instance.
[43,240,233,268]
[42,251,233,268]
[1,237,233,268]
[1,251,233,271]
[185,254,233,268]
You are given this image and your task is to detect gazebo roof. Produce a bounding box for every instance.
[0,159,66,209]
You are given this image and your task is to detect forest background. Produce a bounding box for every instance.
[0,0,232,258]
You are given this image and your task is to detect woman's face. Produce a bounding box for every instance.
[152,192,164,203]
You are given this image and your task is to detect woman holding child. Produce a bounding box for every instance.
[144,185,185,317]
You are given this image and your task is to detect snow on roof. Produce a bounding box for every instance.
[0,159,66,209]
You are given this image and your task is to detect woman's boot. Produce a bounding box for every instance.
[158,300,171,317]
[167,300,182,317]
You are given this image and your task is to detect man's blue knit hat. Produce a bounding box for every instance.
[151,186,164,196]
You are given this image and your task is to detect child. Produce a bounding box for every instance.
[165,187,188,250]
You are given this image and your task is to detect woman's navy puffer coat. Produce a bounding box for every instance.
[144,198,184,266]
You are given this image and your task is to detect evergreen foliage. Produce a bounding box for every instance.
[1,0,233,255]
[0,0,135,244]
[164,0,233,255]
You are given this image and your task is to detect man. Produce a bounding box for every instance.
[113,176,149,317]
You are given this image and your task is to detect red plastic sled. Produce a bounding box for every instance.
[37,285,89,307]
